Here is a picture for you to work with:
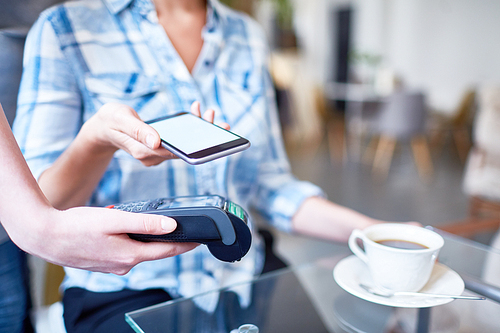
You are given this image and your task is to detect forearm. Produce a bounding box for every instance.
[0,109,56,249]
[38,123,116,209]
[292,196,381,243]
[33,102,211,209]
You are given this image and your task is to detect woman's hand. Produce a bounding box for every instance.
[80,103,170,167]
[38,101,229,209]
[80,101,229,166]
[190,101,230,130]
[292,196,422,243]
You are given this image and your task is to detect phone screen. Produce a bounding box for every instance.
[148,113,249,161]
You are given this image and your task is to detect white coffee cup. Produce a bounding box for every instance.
[348,223,444,292]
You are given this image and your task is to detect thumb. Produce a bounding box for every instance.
[136,214,177,234]
[131,119,161,150]
[107,104,160,150]
[111,211,177,235]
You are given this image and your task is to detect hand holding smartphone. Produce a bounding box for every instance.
[147,112,250,165]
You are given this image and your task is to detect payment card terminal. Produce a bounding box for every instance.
[111,195,252,262]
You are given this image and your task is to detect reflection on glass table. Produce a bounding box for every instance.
[126,229,500,333]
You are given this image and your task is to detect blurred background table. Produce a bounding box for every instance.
[324,82,382,162]
[125,229,500,333]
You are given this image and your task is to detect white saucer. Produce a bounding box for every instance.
[333,255,465,308]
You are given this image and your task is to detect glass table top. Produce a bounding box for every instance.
[126,228,500,333]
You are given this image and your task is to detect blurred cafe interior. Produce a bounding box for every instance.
[233,0,500,259]
[1,0,500,332]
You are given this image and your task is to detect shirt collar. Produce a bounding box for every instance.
[102,0,222,23]
[102,0,134,14]
[208,0,227,26]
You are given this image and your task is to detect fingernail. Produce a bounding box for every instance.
[161,218,177,232]
[146,134,156,149]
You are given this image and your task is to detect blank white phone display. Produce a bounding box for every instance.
[150,113,241,155]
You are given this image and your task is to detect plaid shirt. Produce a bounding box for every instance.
[13,0,323,311]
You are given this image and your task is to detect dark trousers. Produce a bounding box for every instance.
[63,229,287,333]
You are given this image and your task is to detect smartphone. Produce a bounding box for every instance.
[146,112,250,165]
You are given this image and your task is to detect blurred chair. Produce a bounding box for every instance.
[269,50,323,154]
[0,2,66,124]
[324,81,383,163]
[440,85,500,239]
[0,0,66,124]
[0,27,28,126]
[366,91,433,181]
[311,85,346,164]
[32,263,66,333]
[0,0,65,29]
[428,88,476,164]
[451,89,476,162]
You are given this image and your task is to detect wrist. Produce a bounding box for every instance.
[77,119,119,157]
[7,205,59,260]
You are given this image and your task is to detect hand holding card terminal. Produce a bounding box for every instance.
[112,195,251,262]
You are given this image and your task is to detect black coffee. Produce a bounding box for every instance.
[376,239,429,250]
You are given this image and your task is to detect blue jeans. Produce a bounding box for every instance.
[0,240,33,333]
